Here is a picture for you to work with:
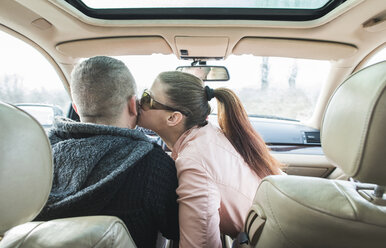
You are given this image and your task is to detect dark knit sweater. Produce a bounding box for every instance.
[35,118,179,247]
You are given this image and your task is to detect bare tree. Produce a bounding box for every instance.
[261,57,269,90]
[288,60,298,88]
[0,74,70,111]
[0,74,25,103]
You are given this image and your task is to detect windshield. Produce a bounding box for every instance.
[116,54,330,122]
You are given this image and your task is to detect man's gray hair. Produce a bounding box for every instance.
[70,56,136,123]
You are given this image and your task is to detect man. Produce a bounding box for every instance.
[35,56,179,247]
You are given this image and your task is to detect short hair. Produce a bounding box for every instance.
[70,56,136,122]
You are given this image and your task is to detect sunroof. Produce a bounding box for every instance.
[66,0,346,21]
[81,0,331,9]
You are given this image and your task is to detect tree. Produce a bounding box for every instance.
[288,60,298,88]
[0,74,25,103]
[261,57,269,90]
[0,74,70,111]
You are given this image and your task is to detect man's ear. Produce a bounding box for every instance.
[166,112,184,127]
[72,103,78,114]
[128,96,138,116]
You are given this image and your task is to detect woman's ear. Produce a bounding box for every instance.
[128,96,138,116]
[166,112,184,127]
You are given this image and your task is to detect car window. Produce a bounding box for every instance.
[0,30,70,126]
[82,0,330,9]
[116,54,330,122]
[68,0,345,21]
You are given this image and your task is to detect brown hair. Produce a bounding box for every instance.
[158,71,210,130]
[215,88,281,177]
[158,71,281,178]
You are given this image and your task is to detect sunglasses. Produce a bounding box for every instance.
[139,90,190,116]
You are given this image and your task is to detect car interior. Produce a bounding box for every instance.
[0,0,385,247]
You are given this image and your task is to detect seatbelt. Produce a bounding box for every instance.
[233,205,266,248]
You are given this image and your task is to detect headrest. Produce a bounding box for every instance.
[1,216,137,248]
[0,102,53,234]
[321,61,386,185]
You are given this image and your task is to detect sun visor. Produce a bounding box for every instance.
[56,37,172,58]
[175,36,229,59]
[233,38,357,60]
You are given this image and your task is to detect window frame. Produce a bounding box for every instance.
[65,0,346,21]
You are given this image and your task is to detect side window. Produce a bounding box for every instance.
[0,30,70,128]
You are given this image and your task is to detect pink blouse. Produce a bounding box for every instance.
[171,123,262,248]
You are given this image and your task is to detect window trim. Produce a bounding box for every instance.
[65,0,346,21]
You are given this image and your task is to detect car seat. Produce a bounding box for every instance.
[236,61,386,248]
[0,102,137,248]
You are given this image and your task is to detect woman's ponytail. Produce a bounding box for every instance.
[214,88,282,178]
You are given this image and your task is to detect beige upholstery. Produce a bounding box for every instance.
[0,102,52,234]
[239,61,386,248]
[322,61,386,185]
[0,102,137,247]
[0,216,136,248]
[248,176,386,248]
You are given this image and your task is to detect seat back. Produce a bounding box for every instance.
[0,102,137,247]
[239,61,386,248]
[0,102,52,234]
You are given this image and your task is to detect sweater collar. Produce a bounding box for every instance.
[50,117,150,144]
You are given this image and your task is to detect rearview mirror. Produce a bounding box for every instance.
[176,66,230,81]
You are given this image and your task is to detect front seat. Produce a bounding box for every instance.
[0,102,136,248]
[238,61,386,248]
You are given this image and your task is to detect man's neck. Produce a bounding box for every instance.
[80,116,134,129]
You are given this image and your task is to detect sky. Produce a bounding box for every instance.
[0,31,64,91]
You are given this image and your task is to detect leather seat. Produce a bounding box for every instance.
[0,102,136,248]
[238,61,386,248]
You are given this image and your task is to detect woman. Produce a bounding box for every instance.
[138,71,282,248]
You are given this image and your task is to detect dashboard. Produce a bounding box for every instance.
[209,115,336,178]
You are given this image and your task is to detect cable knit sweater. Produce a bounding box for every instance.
[35,118,179,247]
